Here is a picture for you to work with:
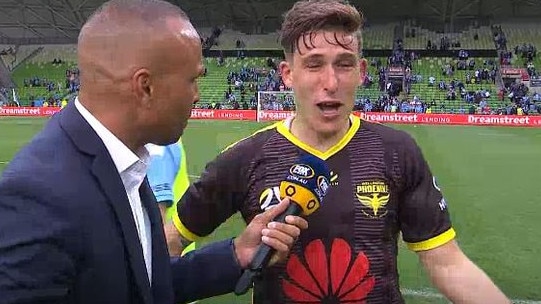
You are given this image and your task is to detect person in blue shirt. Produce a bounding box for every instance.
[147,138,195,256]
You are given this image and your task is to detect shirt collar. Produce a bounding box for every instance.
[282,114,355,130]
[74,97,149,174]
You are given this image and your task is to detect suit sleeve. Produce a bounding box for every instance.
[171,238,241,303]
[397,133,456,252]
[173,144,249,241]
[0,185,78,303]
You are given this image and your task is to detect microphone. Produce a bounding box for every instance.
[234,153,331,295]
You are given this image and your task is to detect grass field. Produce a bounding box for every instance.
[1,117,540,303]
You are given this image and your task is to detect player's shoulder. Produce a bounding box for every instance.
[221,122,281,155]
[206,122,281,173]
[358,118,417,149]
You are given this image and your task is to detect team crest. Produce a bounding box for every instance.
[356,181,390,218]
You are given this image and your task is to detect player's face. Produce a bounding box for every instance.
[147,21,203,146]
[280,30,365,136]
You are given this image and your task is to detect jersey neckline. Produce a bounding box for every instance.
[276,114,361,160]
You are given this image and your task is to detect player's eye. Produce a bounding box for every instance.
[336,61,355,68]
[304,61,323,69]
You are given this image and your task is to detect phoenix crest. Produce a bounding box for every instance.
[356,193,390,217]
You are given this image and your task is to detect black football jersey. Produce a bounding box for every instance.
[176,115,455,303]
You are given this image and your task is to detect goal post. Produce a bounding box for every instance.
[256,91,296,122]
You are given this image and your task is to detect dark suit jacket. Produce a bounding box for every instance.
[0,102,242,304]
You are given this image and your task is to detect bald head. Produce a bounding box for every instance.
[77,0,199,92]
[75,0,203,151]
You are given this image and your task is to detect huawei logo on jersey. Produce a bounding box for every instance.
[282,238,375,303]
[356,181,390,218]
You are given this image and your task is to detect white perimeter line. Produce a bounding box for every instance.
[477,133,516,137]
[401,288,540,304]
[0,161,7,164]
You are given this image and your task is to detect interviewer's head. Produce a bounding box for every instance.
[77,0,203,150]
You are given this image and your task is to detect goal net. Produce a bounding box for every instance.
[256,91,296,122]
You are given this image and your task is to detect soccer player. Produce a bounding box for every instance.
[171,0,510,303]
[147,138,196,256]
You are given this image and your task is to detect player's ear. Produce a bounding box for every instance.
[279,59,293,88]
[358,58,367,86]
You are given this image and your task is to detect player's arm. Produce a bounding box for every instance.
[397,133,509,304]
[146,144,176,224]
[157,204,169,223]
[147,144,195,256]
[417,240,510,304]
[173,140,254,243]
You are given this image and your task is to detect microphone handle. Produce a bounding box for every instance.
[250,202,301,269]
[234,202,302,295]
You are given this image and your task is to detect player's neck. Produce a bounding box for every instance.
[290,116,351,152]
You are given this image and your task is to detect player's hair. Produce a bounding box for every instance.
[280,0,364,57]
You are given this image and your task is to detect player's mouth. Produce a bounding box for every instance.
[316,101,342,117]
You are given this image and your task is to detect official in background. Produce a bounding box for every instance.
[0,1,307,303]
[147,139,197,256]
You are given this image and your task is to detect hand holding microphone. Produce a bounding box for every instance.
[234,154,331,295]
[232,197,306,265]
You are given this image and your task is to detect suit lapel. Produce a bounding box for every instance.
[91,157,153,304]
[59,102,153,304]
[139,179,174,303]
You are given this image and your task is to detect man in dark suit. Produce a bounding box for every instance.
[0,1,307,303]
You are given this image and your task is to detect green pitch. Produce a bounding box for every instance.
[1,117,540,303]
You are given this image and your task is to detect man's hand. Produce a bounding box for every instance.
[233,197,308,269]
[164,221,192,257]
[159,201,191,257]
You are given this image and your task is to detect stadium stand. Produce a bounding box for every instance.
[0,0,540,115]
[197,23,397,51]
[403,20,495,50]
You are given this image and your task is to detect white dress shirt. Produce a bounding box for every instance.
[75,98,153,285]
